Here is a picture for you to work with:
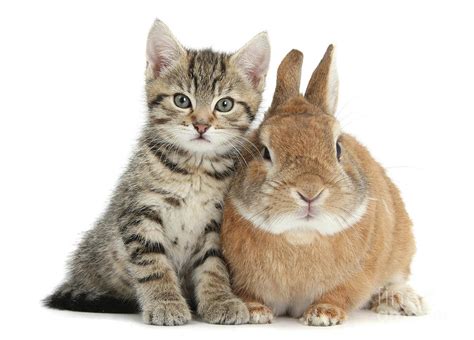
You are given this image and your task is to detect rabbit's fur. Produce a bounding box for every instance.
[221,47,426,326]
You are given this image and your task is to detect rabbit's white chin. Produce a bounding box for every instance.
[235,198,369,236]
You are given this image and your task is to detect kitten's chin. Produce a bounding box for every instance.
[168,129,235,156]
[178,138,232,156]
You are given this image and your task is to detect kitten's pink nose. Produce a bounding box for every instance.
[193,123,209,135]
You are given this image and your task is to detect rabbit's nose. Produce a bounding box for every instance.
[297,191,322,204]
[295,174,325,204]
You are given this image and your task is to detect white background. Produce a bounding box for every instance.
[1,0,473,339]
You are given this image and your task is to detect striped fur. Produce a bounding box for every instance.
[44,20,270,326]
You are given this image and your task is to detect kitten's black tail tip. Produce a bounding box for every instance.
[43,288,139,314]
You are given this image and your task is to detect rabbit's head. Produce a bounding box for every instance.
[230,46,369,236]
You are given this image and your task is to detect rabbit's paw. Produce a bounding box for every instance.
[247,302,273,324]
[370,283,427,316]
[300,303,346,326]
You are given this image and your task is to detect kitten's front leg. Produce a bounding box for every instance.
[119,206,191,326]
[192,220,249,325]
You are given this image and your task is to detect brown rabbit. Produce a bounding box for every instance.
[221,46,426,326]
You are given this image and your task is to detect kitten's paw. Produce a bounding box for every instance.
[142,300,192,326]
[247,302,273,324]
[370,283,428,316]
[300,303,346,326]
[200,298,250,325]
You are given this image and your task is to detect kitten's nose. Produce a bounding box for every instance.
[193,123,210,135]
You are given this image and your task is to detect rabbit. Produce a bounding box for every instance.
[220,46,427,326]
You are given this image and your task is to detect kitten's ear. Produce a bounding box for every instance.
[304,45,339,115]
[146,19,186,80]
[231,32,271,91]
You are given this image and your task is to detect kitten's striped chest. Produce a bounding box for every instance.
[139,147,234,270]
[143,165,229,272]
[162,177,226,271]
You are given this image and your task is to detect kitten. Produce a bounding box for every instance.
[44,19,270,326]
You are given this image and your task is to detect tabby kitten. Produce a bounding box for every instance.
[44,19,270,326]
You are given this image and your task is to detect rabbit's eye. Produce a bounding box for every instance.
[262,147,272,162]
[336,141,342,161]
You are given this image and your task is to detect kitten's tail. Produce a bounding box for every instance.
[43,283,139,314]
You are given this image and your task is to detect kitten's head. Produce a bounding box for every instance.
[144,20,270,156]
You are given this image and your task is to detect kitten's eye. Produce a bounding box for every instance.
[173,94,192,109]
[262,147,272,162]
[336,140,342,161]
[215,97,234,113]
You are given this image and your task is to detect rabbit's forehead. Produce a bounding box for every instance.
[261,113,340,152]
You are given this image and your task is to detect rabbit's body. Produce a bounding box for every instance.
[221,47,426,326]
[223,134,414,318]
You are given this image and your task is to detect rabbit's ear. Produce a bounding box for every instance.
[304,45,338,115]
[269,49,304,111]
